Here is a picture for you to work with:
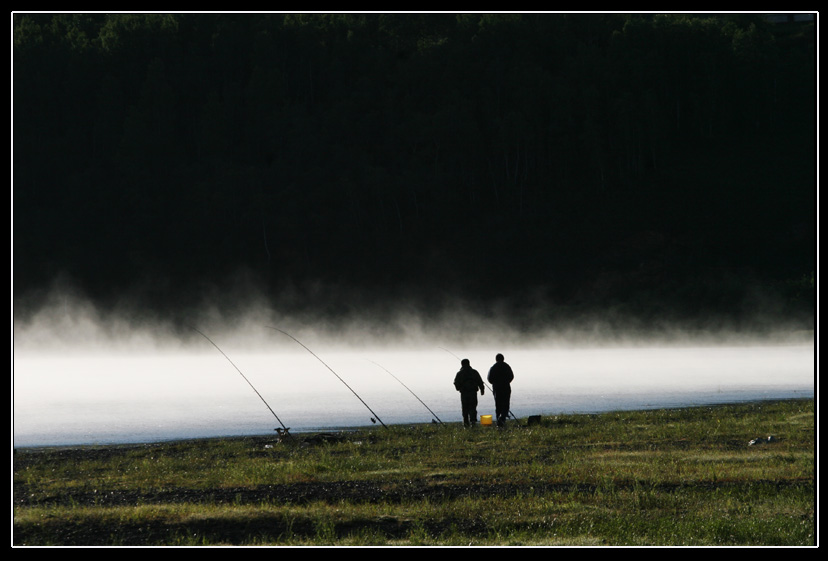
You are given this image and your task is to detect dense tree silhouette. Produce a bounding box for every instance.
[12,13,815,329]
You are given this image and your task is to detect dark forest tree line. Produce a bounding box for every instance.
[13,13,815,325]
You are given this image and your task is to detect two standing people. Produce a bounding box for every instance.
[453,353,514,427]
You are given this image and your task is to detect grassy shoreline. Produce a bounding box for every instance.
[14,398,815,546]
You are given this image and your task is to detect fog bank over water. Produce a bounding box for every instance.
[11,287,816,357]
[13,292,814,447]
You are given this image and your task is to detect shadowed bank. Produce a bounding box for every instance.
[13,14,815,329]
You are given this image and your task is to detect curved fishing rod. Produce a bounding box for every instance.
[438,346,517,420]
[366,359,444,424]
[438,346,461,360]
[190,326,289,432]
[265,326,388,428]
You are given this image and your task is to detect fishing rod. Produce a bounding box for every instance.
[438,346,517,420]
[439,346,498,394]
[190,326,289,432]
[438,346,461,360]
[265,326,388,428]
[366,359,444,425]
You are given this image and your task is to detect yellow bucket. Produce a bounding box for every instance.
[480,415,493,426]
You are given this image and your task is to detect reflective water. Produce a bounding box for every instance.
[13,343,814,447]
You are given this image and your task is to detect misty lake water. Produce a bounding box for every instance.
[13,341,814,448]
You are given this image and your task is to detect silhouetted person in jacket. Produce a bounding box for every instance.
[453,358,485,427]
[487,353,514,427]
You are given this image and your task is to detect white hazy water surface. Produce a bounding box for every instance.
[13,342,814,447]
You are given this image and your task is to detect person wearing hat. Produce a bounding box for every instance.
[453,358,485,427]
